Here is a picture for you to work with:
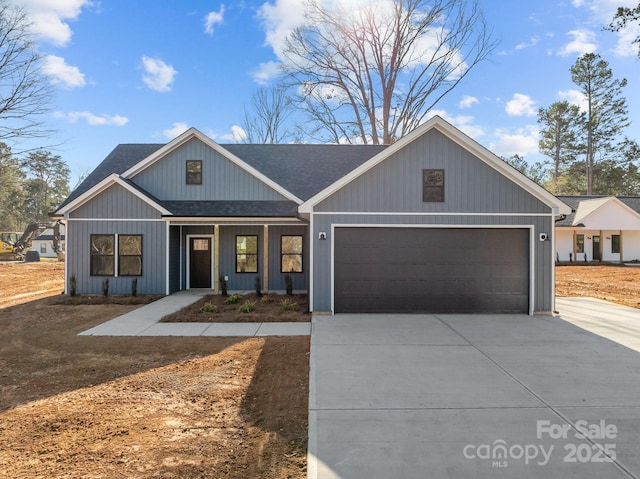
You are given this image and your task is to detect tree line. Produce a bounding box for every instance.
[0,145,70,231]
[505,52,639,196]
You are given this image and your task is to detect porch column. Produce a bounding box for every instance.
[620,230,624,264]
[600,229,603,261]
[214,225,220,293]
[263,225,269,292]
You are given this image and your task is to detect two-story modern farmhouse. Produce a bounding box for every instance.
[53,116,570,315]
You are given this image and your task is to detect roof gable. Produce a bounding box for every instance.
[122,128,302,204]
[572,196,640,229]
[299,116,571,215]
[55,174,171,216]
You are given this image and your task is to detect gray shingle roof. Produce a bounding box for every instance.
[59,144,164,209]
[223,144,388,201]
[555,195,640,226]
[58,142,388,214]
[160,200,299,217]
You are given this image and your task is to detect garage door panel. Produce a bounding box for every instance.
[334,228,529,314]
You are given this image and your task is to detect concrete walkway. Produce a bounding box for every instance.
[79,290,311,337]
[309,302,640,478]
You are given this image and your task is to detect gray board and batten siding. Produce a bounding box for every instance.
[130,138,289,202]
[310,128,556,314]
[67,185,166,295]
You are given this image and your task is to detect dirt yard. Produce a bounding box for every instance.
[0,262,308,478]
[2,261,638,478]
[556,264,640,309]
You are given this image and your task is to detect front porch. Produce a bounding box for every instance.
[166,219,309,295]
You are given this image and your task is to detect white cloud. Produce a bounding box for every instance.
[42,55,86,88]
[55,111,128,126]
[505,93,537,117]
[251,61,282,84]
[141,56,177,92]
[257,0,310,60]
[162,122,189,139]
[204,5,225,35]
[557,29,598,56]
[490,125,540,157]
[212,125,247,143]
[557,89,588,111]
[515,36,540,51]
[613,23,640,57]
[15,0,90,46]
[458,95,479,109]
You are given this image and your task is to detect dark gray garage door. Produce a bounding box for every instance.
[334,227,529,314]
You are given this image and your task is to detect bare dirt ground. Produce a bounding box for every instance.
[4,261,636,478]
[0,262,308,478]
[556,264,640,309]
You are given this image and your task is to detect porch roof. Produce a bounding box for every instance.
[556,196,640,228]
[160,200,299,218]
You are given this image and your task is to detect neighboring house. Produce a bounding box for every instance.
[33,226,66,258]
[556,196,640,263]
[53,116,570,315]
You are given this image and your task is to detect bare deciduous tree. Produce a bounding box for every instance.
[0,1,53,144]
[241,86,295,144]
[281,0,497,144]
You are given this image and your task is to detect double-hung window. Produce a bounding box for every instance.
[91,234,115,276]
[186,160,202,185]
[423,169,445,202]
[236,235,258,273]
[576,234,585,254]
[611,234,621,254]
[90,234,143,276]
[281,235,303,273]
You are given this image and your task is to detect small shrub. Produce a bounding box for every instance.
[284,274,293,295]
[225,293,242,304]
[102,278,109,297]
[239,300,256,313]
[131,278,138,297]
[261,294,275,303]
[219,275,228,296]
[569,252,573,262]
[255,276,263,297]
[69,274,77,297]
[201,302,218,313]
[281,298,298,311]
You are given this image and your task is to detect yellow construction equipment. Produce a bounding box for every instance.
[0,222,62,261]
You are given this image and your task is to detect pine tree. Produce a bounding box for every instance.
[570,53,629,194]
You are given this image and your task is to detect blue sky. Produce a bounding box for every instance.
[12,0,640,186]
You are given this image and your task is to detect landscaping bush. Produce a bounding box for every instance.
[224,293,242,304]
[239,300,256,313]
[201,302,218,313]
[281,298,298,311]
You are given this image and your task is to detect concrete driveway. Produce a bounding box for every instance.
[308,303,640,478]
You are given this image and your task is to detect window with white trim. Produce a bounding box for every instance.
[90,234,143,276]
